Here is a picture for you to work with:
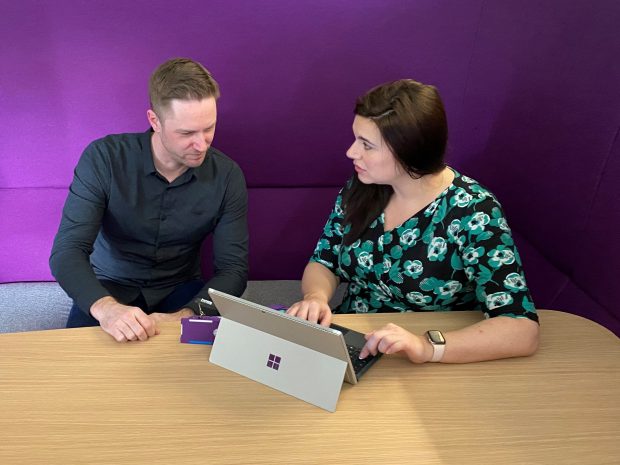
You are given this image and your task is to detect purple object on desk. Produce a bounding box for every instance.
[180,316,220,345]
[269,305,288,312]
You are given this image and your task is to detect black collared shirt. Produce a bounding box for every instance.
[50,130,248,314]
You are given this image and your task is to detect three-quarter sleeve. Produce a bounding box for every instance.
[458,196,538,322]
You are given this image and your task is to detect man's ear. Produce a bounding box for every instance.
[147,109,161,132]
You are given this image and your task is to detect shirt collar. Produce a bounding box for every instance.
[140,129,158,176]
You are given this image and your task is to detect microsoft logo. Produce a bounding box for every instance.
[267,354,281,371]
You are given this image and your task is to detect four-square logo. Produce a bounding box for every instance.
[267,353,281,370]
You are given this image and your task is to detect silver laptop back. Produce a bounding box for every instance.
[208,289,359,411]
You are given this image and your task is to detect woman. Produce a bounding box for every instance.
[287,79,539,363]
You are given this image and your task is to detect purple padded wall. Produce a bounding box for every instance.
[0,0,482,189]
[1,1,618,334]
[452,2,620,333]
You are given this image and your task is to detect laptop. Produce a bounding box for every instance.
[208,288,381,412]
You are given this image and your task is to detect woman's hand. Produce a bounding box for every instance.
[286,295,333,326]
[360,323,434,363]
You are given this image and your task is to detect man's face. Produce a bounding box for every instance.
[149,97,217,170]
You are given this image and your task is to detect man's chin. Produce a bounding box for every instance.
[185,154,206,166]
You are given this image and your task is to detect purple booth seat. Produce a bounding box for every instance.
[2,182,618,336]
[0,187,65,282]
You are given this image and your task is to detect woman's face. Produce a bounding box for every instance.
[346,115,403,185]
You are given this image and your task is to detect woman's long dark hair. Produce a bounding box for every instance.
[342,80,448,245]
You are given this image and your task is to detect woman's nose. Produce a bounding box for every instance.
[345,142,357,159]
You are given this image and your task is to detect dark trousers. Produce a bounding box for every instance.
[66,279,205,328]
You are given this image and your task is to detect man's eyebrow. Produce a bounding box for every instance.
[175,124,216,134]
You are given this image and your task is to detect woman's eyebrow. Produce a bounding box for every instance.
[358,136,377,146]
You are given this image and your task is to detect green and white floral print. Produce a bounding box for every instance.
[310,169,538,322]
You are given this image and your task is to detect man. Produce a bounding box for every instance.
[50,58,248,343]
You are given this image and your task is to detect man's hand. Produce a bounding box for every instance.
[90,296,159,343]
[149,308,194,324]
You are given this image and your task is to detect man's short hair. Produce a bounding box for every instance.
[149,58,220,117]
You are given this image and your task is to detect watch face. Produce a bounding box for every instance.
[427,330,446,345]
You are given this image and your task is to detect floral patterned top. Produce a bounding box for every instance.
[310,169,538,322]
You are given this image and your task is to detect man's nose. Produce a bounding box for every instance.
[194,134,208,151]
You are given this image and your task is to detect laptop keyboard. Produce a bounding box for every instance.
[347,344,376,374]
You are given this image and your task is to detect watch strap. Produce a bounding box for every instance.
[429,341,445,362]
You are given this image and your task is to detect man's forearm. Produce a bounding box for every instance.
[204,268,248,298]
[50,248,111,314]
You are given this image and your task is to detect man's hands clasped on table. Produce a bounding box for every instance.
[91,297,197,342]
[90,296,159,343]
